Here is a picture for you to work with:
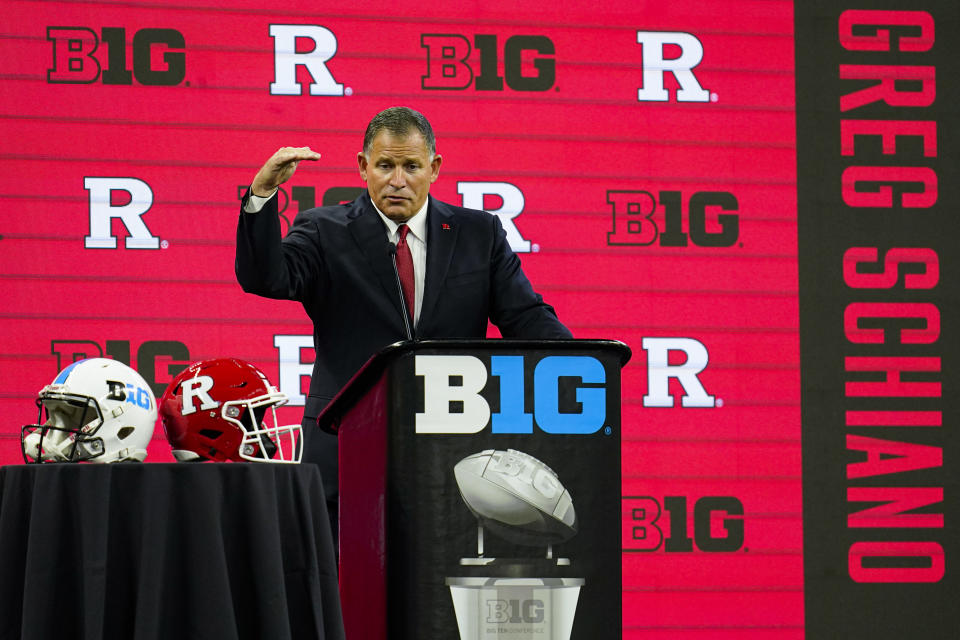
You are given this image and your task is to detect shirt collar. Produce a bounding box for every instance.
[372,196,429,242]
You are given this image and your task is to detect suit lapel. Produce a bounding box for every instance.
[346,194,407,322]
[420,197,458,328]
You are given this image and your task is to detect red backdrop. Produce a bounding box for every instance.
[4,0,804,636]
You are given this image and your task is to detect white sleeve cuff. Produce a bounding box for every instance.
[243,189,277,213]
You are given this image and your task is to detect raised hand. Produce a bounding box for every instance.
[250,146,322,197]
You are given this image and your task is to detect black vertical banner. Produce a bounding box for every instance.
[797,2,959,638]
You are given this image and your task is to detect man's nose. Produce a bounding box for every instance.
[389,167,406,188]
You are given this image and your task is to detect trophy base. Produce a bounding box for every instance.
[445,575,584,640]
[458,556,572,574]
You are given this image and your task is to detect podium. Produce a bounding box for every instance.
[317,339,631,639]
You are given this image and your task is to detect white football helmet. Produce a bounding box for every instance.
[21,358,158,463]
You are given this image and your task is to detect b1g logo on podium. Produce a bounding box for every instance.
[415,354,606,435]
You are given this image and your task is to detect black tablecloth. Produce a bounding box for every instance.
[0,463,344,640]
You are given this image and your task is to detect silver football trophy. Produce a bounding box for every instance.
[447,448,584,640]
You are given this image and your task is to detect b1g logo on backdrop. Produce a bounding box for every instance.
[623,495,745,552]
[421,34,555,91]
[47,26,185,85]
[236,184,365,235]
[268,24,344,96]
[242,181,535,253]
[607,190,740,248]
[84,177,160,249]
[51,339,191,397]
[415,354,607,435]
[636,31,711,102]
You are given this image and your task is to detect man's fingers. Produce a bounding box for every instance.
[272,146,322,166]
[250,146,322,196]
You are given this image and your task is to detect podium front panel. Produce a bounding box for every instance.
[379,344,623,639]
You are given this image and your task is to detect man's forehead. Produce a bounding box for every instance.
[368,130,431,157]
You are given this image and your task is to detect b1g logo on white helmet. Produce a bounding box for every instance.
[179,375,219,415]
[105,379,154,411]
[415,355,607,435]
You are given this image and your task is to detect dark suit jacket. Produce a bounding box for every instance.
[236,190,571,426]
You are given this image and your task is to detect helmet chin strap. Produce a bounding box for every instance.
[109,447,147,462]
[23,430,75,462]
[24,427,118,463]
[22,432,44,461]
[172,449,202,462]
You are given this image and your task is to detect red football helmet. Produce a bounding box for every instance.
[159,358,302,463]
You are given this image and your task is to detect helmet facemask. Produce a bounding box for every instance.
[21,391,106,463]
[225,390,302,464]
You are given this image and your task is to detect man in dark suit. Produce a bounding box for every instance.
[236,107,571,526]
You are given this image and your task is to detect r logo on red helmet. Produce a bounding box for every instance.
[180,376,219,415]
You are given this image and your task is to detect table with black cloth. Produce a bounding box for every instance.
[0,463,344,640]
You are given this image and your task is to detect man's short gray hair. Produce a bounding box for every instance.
[362,107,437,157]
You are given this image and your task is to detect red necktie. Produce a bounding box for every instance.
[396,224,415,322]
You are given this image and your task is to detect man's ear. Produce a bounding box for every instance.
[357,151,368,181]
[430,154,443,183]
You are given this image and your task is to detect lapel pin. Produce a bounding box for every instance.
[442,223,451,230]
